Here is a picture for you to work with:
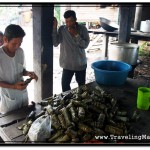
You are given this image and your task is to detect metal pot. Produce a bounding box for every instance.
[108,43,139,65]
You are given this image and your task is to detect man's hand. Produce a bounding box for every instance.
[27,72,38,81]
[68,25,79,37]
[14,82,27,90]
[23,69,38,81]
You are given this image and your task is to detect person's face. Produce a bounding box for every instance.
[0,35,3,46]
[4,37,23,53]
[65,16,76,29]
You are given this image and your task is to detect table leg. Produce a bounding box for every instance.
[103,34,109,59]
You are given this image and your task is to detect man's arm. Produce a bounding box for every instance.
[52,17,62,47]
[0,81,27,90]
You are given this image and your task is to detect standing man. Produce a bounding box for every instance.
[0,31,4,46]
[52,10,90,92]
[0,24,38,114]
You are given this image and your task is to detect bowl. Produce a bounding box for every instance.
[91,60,132,86]
[99,17,119,32]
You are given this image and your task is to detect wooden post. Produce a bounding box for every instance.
[134,4,143,30]
[131,4,143,44]
[32,4,54,101]
[118,5,136,43]
[41,5,54,99]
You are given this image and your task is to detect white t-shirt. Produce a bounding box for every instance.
[0,47,28,114]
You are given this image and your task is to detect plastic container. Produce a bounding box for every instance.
[137,87,150,110]
[140,20,150,33]
[91,60,132,86]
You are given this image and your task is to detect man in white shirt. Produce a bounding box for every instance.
[0,24,38,114]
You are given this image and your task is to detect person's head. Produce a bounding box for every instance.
[3,24,25,53]
[64,10,77,28]
[0,31,4,46]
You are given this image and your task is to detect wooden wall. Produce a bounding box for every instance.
[59,4,119,24]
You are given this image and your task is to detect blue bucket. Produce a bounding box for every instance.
[91,60,132,86]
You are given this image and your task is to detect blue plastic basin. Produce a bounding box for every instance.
[91,60,132,86]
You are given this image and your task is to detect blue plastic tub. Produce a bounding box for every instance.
[91,60,132,86]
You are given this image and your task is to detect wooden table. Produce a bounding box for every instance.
[0,105,42,143]
[0,78,150,144]
[88,29,150,58]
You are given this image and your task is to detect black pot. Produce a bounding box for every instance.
[99,17,119,32]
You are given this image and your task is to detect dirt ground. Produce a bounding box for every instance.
[134,56,150,81]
